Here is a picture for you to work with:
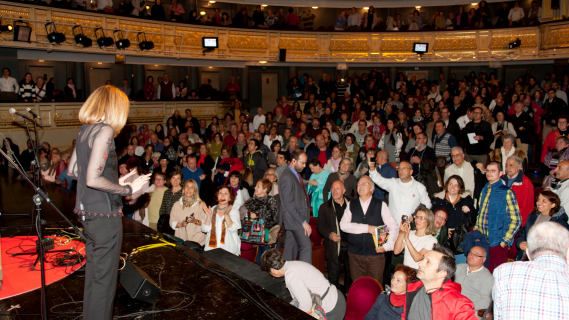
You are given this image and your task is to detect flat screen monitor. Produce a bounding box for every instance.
[413,43,428,54]
[202,37,218,49]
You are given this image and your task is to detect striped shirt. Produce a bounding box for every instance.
[493,255,569,320]
[18,83,36,99]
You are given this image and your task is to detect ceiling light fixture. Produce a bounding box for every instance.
[209,0,216,3]
[312,7,318,9]
[415,6,421,9]
[363,7,369,10]
[259,61,267,64]
[471,3,477,5]
[39,60,44,62]
[200,11,206,15]
[261,4,267,7]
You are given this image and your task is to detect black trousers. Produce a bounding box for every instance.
[80,214,123,320]
[327,244,352,293]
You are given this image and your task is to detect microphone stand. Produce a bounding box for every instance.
[1,116,87,320]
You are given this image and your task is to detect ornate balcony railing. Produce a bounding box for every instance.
[1,1,569,63]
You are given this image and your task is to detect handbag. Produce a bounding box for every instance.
[239,213,269,245]
[449,206,473,254]
[157,192,176,235]
[290,286,331,320]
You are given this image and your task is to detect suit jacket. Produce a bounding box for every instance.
[278,166,311,231]
[317,197,348,261]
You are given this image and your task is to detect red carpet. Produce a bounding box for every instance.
[0,236,86,300]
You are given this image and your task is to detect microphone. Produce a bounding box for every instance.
[26,108,42,120]
[9,108,33,120]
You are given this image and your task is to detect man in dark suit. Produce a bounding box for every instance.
[317,180,352,292]
[441,106,462,145]
[278,150,313,263]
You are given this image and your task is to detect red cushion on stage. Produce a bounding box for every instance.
[0,236,86,300]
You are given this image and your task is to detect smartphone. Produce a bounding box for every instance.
[369,157,376,162]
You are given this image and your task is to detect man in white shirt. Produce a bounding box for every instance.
[553,81,568,104]
[0,68,18,101]
[368,160,432,224]
[253,106,266,131]
[427,84,442,102]
[508,2,525,26]
[347,7,362,30]
[96,0,113,11]
[457,107,473,130]
[444,146,476,195]
[340,176,399,286]
[550,160,569,217]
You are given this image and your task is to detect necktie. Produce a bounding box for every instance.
[297,172,310,209]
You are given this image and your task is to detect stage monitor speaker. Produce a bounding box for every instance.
[279,49,286,62]
[203,248,291,301]
[120,261,161,304]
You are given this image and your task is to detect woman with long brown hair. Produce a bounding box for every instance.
[67,85,150,320]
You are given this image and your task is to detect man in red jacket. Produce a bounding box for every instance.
[402,244,477,320]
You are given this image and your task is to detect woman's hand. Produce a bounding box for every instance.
[128,174,152,193]
[462,206,470,213]
[119,170,137,185]
[177,220,188,228]
[249,212,258,219]
[448,228,454,239]
[202,202,212,217]
[519,241,528,251]
[400,222,411,239]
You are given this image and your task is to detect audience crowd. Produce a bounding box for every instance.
[3,64,569,320]
[9,0,557,31]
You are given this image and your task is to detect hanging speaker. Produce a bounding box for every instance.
[119,261,161,304]
[279,49,286,62]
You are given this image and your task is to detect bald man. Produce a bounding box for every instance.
[371,150,397,202]
[551,160,569,216]
[317,180,352,292]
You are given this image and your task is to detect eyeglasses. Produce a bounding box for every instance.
[435,213,448,222]
[155,178,165,181]
[413,215,427,221]
[265,173,275,177]
[468,252,485,259]
[357,182,371,186]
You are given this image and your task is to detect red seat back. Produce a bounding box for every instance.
[345,277,383,320]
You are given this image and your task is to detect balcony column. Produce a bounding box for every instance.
[190,66,198,91]
[289,66,298,78]
[73,62,85,100]
[134,64,145,94]
[496,66,506,83]
[388,67,398,88]
[240,66,249,100]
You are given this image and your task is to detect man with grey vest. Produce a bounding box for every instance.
[433,120,458,163]
[340,176,399,286]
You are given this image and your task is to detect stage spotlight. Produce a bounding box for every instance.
[137,32,154,51]
[113,30,130,50]
[72,25,92,48]
[45,22,66,45]
[0,18,12,32]
[95,27,114,48]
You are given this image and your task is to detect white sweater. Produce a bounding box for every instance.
[369,170,431,223]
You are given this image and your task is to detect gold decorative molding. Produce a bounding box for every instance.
[329,37,369,51]
[227,34,268,50]
[433,36,477,51]
[279,37,319,51]
[545,27,569,47]
[489,32,538,49]
[380,36,420,52]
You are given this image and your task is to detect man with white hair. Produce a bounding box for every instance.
[551,159,569,216]
[445,146,475,195]
[502,156,534,226]
[493,222,569,319]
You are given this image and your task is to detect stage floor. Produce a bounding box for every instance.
[0,169,311,319]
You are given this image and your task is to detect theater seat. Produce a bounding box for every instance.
[345,277,383,320]
[309,217,326,274]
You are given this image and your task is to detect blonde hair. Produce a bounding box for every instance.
[78,85,129,136]
[240,167,254,187]
[415,207,438,236]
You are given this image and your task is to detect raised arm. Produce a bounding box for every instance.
[86,125,132,196]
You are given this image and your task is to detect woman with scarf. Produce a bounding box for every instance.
[158,170,184,234]
[170,179,207,245]
[232,132,248,160]
[489,133,528,175]
[239,178,279,263]
[365,264,417,320]
[325,145,344,173]
[378,119,404,164]
[340,133,360,172]
[307,157,331,218]
[543,136,569,188]
[202,185,241,255]
[64,78,77,101]
[368,114,386,142]
[213,145,233,185]
[490,111,516,150]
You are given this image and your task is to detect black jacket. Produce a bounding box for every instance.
[515,209,569,260]
[317,197,348,262]
[462,120,493,156]
[431,191,477,229]
[509,111,536,144]
[543,97,569,126]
